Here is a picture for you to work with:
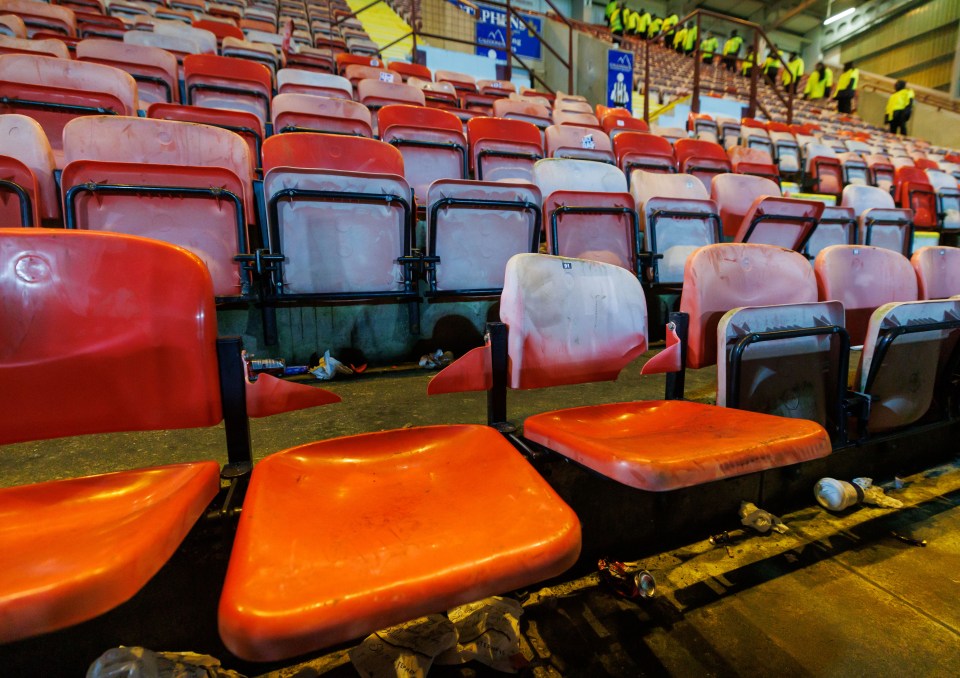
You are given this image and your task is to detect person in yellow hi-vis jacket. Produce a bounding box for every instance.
[886,79,915,135]
[763,49,783,86]
[722,29,743,72]
[803,62,832,100]
[741,50,755,77]
[662,13,679,48]
[673,24,687,53]
[782,52,804,94]
[834,62,859,114]
[624,7,638,36]
[683,22,697,55]
[648,15,662,39]
[610,1,624,39]
[605,0,617,26]
[636,8,651,37]
[700,33,718,65]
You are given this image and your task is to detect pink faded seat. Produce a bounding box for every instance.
[438,254,831,491]
[218,424,580,661]
[276,68,353,99]
[912,246,960,299]
[424,179,541,295]
[61,116,255,299]
[492,98,551,129]
[805,205,857,260]
[815,244,919,345]
[841,184,914,256]
[272,92,372,137]
[0,228,336,644]
[545,124,615,163]
[0,114,58,225]
[680,243,819,368]
[0,53,137,163]
[630,170,720,285]
[856,298,960,432]
[356,77,426,112]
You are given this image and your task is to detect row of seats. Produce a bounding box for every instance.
[7,229,959,664]
[1,109,950,309]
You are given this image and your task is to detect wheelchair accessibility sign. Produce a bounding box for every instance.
[607,49,633,112]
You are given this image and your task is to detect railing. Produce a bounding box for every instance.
[859,70,960,115]
[333,0,574,94]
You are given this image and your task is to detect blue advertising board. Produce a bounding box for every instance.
[475,4,542,61]
[606,48,633,112]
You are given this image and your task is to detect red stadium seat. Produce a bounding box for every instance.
[467,116,543,182]
[614,131,678,179]
[191,18,243,45]
[492,98,551,130]
[894,166,938,229]
[0,54,137,163]
[148,102,264,174]
[356,77,426,114]
[675,138,732,192]
[712,174,822,250]
[552,109,602,130]
[0,228,335,644]
[1,0,76,37]
[183,54,272,124]
[276,68,353,99]
[378,104,467,200]
[434,69,477,94]
[728,145,779,183]
[387,60,432,82]
[0,34,69,57]
[602,111,649,138]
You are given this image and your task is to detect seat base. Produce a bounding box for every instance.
[524,400,831,492]
[0,461,221,644]
[218,424,581,662]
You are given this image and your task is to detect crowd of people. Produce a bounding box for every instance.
[601,2,916,135]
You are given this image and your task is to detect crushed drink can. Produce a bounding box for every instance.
[597,558,656,600]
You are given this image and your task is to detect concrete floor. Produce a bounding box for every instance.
[2,354,959,676]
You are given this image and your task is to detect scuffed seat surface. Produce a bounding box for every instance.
[0,461,220,643]
[218,424,580,662]
[524,400,830,492]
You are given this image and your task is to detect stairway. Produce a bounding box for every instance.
[344,0,414,62]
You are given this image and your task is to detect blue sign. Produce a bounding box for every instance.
[606,48,633,112]
[475,5,542,61]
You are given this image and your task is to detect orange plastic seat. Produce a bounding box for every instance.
[533,158,638,272]
[675,138,732,192]
[467,116,543,182]
[218,425,580,661]
[430,253,831,492]
[524,400,829,491]
[492,98,551,130]
[681,243,819,368]
[894,166,938,229]
[0,462,220,644]
[387,60,431,82]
